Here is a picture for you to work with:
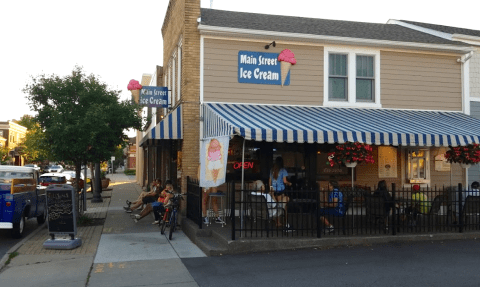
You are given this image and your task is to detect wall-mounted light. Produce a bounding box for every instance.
[265,41,276,49]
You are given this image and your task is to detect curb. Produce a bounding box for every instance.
[0,223,47,272]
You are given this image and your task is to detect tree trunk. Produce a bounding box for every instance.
[91,162,103,203]
[89,163,95,193]
[75,161,83,216]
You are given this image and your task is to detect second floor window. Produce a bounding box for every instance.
[356,55,374,102]
[324,47,380,108]
[329,54,348,101]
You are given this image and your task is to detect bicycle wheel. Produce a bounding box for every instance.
[160,210,169,235]
[169,210,177,240]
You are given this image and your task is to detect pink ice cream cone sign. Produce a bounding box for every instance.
[127,79,142,91]
[278,49,296,87]
[127,79,143,103]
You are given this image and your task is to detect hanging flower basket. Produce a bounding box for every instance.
[326,141,375,167]
[444,144,480,166]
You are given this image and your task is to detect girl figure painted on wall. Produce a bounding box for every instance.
[206,138,224,183]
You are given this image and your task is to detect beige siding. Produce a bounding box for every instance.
[381,51,462,111]
[203,38,323,105]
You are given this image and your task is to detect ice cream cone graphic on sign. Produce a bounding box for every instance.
[278,49,296,86]
[207,138,223,183]
[127,79,143,103]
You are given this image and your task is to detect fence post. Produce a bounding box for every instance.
[231,180,236,240]
[195,177,202,230]
[317,188,321,238]
[458,183,463,233]
[392,183,396,236]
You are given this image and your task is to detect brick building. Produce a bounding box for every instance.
[0,121,27,165]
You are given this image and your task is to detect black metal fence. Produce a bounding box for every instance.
[186,176,202,229]
[185,179,480,240]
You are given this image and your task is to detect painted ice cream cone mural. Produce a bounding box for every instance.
[127,79,143,103]
[206,138,223,183]
[278,49,296,87]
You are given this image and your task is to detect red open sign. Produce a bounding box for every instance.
[233,161,254,170]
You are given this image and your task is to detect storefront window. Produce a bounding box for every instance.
[407,149,430,183]
[226,137,261,181]
[273,143,306,187]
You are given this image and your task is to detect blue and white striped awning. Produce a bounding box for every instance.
[203,103,480,147]
[140,105,182,146]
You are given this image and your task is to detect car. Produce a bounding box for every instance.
[24,164,41,171]
[62,170,86,188]
[0,166,46,238]
[39,173,67,187]
[46,165,64,173]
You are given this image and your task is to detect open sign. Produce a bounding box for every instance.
[233,162,254,170]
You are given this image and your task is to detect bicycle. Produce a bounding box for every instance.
[159,192,184,240]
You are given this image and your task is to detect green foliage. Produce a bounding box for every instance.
[23,66,142,165]
[16,115,52,163]
[124,169,136,175]
[0,145,11,164]
[5,252,19,265]
[77,215,94,226]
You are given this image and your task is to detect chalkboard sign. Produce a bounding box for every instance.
[46,185,77,235]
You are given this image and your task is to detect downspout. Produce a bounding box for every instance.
[458,51,474,187]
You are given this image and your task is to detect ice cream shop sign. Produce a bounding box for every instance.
[238,49,296,86]
[139,86,169,108]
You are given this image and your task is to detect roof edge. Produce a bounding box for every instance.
[387,20,453,40]
[198,24,473,54]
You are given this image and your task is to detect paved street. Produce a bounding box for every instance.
[182,239,480,287]
[0,218,44,258]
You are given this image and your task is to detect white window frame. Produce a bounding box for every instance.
[406,148,430,184]
[323,46,381,108]
[177,41,182,102]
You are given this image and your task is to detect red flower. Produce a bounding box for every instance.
[326,141,375,167]
[445,144,480,165]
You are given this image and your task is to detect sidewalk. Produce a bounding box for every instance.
[0,169,205,287]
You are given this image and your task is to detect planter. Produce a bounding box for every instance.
[345,162,358,168]
[461,163,472,169]
[101,178,110,189]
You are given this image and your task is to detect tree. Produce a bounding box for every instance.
[16,115,52,163]
[24,66,142,206]
[0,145,11,165]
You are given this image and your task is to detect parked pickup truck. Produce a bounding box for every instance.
[0,166,46,238]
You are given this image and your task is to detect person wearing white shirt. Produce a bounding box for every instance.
[250,180,287,226]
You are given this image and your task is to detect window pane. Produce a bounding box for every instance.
[356,79,373,101]
[356,56,374,78]
[330,54,347,76]
[367,56,374,77]
[329,78,347,100]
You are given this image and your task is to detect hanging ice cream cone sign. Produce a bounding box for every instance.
[278,49,297,87]
[127,79,142,103]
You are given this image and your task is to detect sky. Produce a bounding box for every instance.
[2,0,479,136]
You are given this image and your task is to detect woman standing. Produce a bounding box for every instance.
[269,157,293,231]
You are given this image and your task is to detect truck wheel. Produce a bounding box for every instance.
[37,205,46,225]
[12,213,26,239]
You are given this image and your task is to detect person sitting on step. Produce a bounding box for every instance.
[133,183,174,223]
[124,179,166,213]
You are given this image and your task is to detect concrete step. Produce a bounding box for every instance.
[181,217,229,256]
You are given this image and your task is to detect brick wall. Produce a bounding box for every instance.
[162,0,201,193]
[470,47,480,99]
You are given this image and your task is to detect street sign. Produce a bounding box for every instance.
[111,156,115,161]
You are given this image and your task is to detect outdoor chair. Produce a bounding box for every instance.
[462,196,480,226]
[247,193,285,233]
[424,195,444,231]
[364,194,389,233]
